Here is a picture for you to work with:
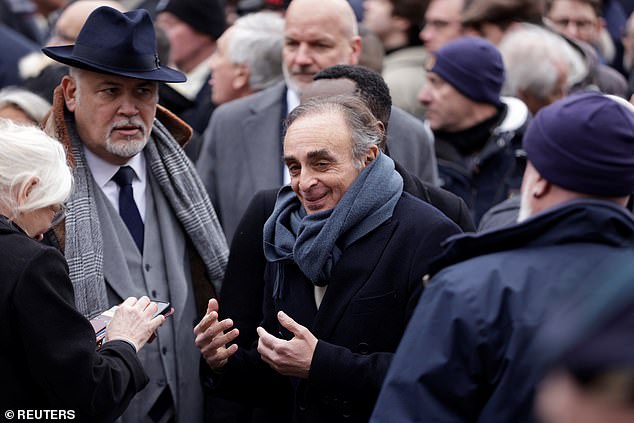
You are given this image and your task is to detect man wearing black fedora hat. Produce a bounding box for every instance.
[41,6,228,423]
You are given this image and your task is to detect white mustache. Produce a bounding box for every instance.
[110,119,146,136]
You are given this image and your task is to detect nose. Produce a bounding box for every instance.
[297,168,317,192]
[418,83,432,105]
[565,22,580,39]
[118,94,139,117]
[294,43,313,66]
[420,26,431,45]
[209,51,220,71]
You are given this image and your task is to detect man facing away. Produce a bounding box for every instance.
[42,6,228,422]
[370,91,634,423]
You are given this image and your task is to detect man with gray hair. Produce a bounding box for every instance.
[209,11,284,106]
[195,94,460,423]
[498,23,585,115]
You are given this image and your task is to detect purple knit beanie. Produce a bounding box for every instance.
[430,36,505,107]
[523,92,634,197]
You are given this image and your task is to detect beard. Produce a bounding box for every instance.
[283,65,302,96]
[105,119,149,158]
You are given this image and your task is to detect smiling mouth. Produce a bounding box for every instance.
[302,192,328,210]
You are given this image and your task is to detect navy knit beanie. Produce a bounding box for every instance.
[523,92,634,197]
[158,0,226,40]
[430,36,504,106]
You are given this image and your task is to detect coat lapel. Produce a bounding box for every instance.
[242,82,287,191]
[311,219,399,339]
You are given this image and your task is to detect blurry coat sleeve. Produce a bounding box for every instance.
[369,268,485,422]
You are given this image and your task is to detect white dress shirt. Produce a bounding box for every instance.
[83,145,147,222]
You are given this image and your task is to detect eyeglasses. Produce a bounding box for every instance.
[50,204,67,227]
[549,17,596,31]
[421,19,461,31]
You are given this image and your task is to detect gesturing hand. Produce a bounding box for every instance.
[194,298,239,369]
[256,311,317,379]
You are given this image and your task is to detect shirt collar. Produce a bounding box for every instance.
[286,87,300,116]
[83,145,146,189]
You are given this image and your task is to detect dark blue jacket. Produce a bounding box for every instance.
[435,97,529,224]
[371,200,634,423]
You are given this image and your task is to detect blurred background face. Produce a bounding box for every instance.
[420,0,464,53]
[622,17,634,71]
[283,0,360,95]
[536,371,634,423]
[33,0,68,16]
[418,72,474,131]
[546,0,602,47]
[209,27,242,105]
[47,0,126,47]
[156,12,213,73]
[362,0,394,40]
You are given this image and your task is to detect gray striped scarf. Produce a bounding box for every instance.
[64,115,228,317]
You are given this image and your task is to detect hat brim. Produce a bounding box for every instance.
[42,45,186,83]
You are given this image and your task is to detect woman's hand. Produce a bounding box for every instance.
[105,296,165,352]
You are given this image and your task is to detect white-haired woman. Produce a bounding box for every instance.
[0,120,164,421]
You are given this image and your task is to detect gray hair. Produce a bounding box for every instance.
[0,119,73,214]
[287,95,382,167]
[499,23,586,100]
[228,11,285,91]
[0,87,51,124]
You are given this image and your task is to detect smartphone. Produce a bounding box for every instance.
[154,301,174,319]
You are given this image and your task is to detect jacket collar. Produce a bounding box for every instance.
[430,199,634,274]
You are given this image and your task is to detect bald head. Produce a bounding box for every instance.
[49,1,127,46]
[283,0,361,95]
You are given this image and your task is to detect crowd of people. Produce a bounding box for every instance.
[0,0,632,422]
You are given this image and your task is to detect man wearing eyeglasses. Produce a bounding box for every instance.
[419,0,464,53]
[545,0,607,60]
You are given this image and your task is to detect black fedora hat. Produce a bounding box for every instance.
[42,6,186,83]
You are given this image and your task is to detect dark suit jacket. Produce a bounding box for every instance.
[0,217,147,422]
[196,81,439,243]
[211,193,462,422]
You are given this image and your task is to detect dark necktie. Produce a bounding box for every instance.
[112,166,144,252]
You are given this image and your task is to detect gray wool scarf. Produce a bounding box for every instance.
[64,115,228,317]
[263,152,403,287]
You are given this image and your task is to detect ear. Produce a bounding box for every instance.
[349,35,363,65]
[231,64,250,91]
[61,74,78,112]
[364,144,380,165]
[532,173,551,198]
[17,177,39,208]
[377,120,386,134]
